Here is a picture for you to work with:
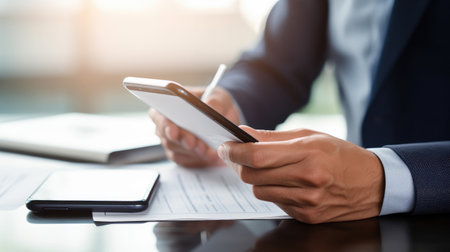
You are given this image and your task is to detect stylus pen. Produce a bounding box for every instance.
[201,64,227,102]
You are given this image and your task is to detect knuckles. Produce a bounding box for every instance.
[239,167,254,184]
[303,167,332,188]
[247,148,266,168]
[294,128,317,136]
[302,190,323,207]
[291,203,327,224]
[252,186,265,201]
[289,189,323,208]
[227,144,265,168]
[298,208,323,224]
[280,204,326,224]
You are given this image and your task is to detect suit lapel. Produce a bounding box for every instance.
[371,0,431,100]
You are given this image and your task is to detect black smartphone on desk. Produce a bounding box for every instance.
[26,170,159,213]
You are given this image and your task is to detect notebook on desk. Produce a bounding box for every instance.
[0,113,165,164]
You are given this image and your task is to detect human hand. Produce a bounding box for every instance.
[149,87,241,168]
[218,126,385,224]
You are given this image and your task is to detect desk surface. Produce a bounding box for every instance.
[1,207,450,252]
[0,115,449,252]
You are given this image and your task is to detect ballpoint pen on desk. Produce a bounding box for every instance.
[201,64,227,102]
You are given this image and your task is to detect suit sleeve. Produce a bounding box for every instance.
[386,141,450,215]
[217,0,328,129]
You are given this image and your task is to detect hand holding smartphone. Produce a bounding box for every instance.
[123,77,257,150]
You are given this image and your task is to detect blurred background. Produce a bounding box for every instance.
[0,0,340,118]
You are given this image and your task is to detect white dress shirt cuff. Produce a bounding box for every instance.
[368,147,415,215]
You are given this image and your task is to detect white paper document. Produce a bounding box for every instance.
[0,171,49,210]
[0,152,70,210]
[93,164,291,222]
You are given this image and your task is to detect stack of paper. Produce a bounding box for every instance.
[93,164,291,222]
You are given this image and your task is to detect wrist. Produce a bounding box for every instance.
[369,151,385,214]
[368,147,415,215]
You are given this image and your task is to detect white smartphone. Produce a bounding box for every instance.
[26,170,159,213]
[123,77,258,149]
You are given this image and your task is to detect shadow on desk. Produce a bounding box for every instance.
[27,211,93,224]
[24,212,450,252]
[254,219,381,252]
[153,215,450,252]
[153,219,380,252]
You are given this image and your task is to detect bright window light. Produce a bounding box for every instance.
[0,0,81,14]
[92,0,158,12]
[239,0,277,33]
[176,0,236,11]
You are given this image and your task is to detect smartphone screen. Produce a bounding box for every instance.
[26,170,159,213]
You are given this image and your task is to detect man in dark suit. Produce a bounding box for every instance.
[150,0,450,223]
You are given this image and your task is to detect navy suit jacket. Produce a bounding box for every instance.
[218,0,450,214]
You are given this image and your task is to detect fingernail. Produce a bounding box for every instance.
[217,144,226,160]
